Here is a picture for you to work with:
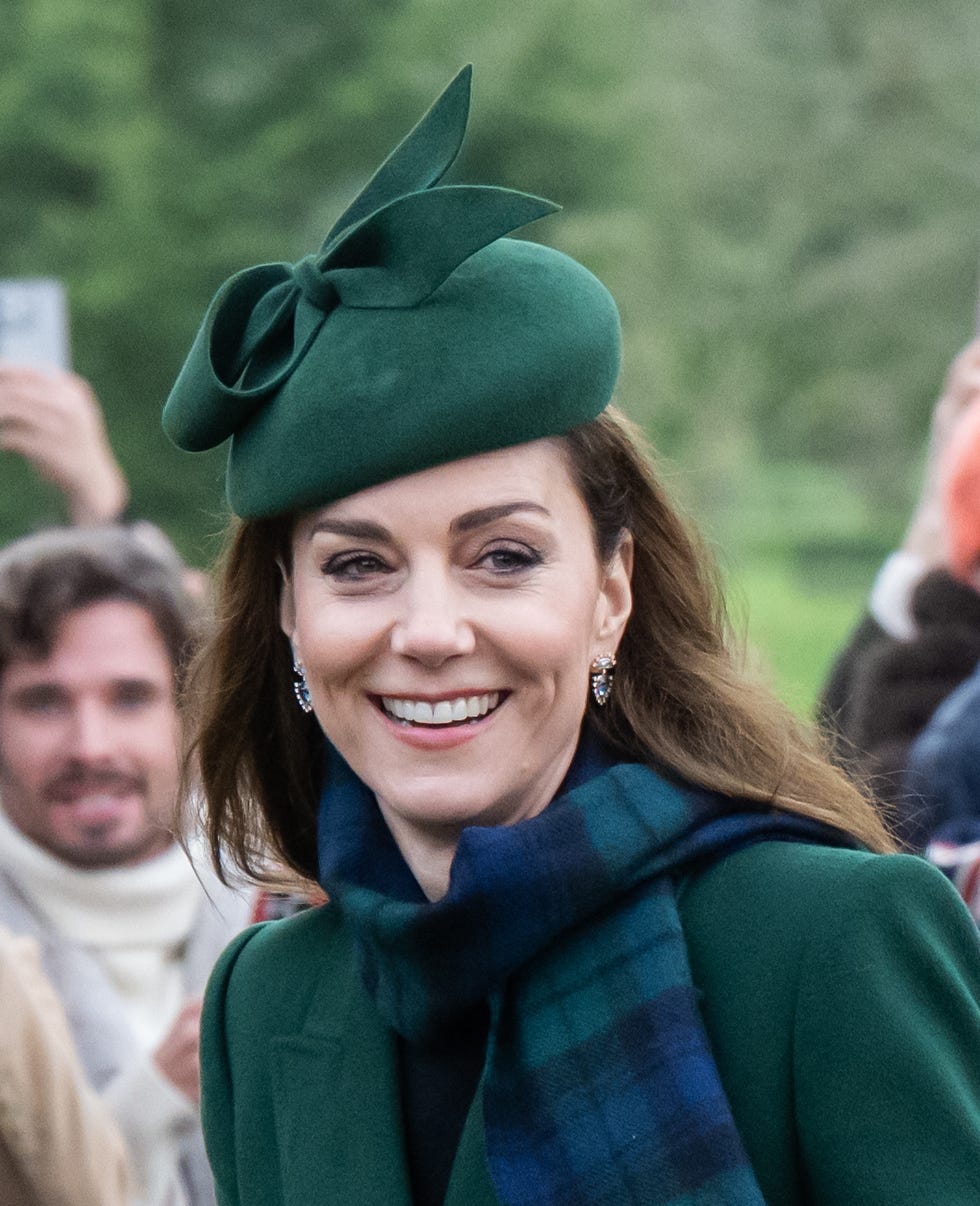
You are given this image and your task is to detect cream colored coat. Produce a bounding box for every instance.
[0,926,130,1206]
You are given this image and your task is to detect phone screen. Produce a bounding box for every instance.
[0,279,70,369]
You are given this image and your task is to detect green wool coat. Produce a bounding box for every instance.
[201,843,980,1205]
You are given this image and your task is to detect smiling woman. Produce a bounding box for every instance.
[165,67,980,1206]
[279,442,631,900]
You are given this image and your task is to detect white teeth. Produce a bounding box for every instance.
[381,692,500,726]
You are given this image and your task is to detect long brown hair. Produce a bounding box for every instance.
[562,409,892,852]
[186,407,893,885]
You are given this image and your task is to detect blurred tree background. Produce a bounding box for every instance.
[1,0,978,710]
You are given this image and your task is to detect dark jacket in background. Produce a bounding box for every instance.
[905,663,980,847]
[817,569,980,848]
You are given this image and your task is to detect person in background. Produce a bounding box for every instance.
[0,361,292,924]
[165,68,980,1206]
[0,362,130,526]
[900,405,980,912]
[0,525,251,1206]
[904,664,980,920]
[818,338,980,845]
[0,923,131,1206]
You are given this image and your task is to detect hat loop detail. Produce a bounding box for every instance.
[290,256,340,313]
[196,261,330,424]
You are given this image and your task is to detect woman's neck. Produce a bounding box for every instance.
[374,807,459,901]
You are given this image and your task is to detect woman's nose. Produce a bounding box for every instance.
[389,571,476,665]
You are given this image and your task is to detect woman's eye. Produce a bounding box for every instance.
[322,552,389,580]
[478,545,541,574]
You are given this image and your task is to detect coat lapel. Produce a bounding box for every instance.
[269,952,413,1206]
[267,905,499,1206]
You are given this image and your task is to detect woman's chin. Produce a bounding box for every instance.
[374,779,532,836]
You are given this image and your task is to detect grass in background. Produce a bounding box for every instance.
[687,456,895,719]
[725,555,871,718]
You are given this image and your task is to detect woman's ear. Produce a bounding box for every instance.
[277,558,296,641]
[596,531,633,651]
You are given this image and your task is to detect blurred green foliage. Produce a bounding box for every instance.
[725,555,869,717]
[1,0,978,706]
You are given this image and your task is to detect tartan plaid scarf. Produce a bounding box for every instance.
[316,730,854,1205]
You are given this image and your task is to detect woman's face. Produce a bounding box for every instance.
[282,439,632,846]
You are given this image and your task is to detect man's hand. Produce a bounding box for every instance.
[152,997,203,1105]
[0,362,129,524]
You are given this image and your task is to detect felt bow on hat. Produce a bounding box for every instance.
[164,67,557,453]
[163,65,621,518]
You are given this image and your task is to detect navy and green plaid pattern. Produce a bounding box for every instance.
[317,731,853,1205]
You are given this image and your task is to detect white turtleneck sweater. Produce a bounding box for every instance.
[0,808,206,1206]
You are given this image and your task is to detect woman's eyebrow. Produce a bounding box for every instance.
[307,502,550,542]
[308,518,392,542]
[450,502,550,534]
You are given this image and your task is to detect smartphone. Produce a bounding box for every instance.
[0,278,70,369]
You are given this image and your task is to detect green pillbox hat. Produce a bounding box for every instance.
[162,66,621,518]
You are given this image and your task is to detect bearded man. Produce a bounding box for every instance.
[0,524,251,1206]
